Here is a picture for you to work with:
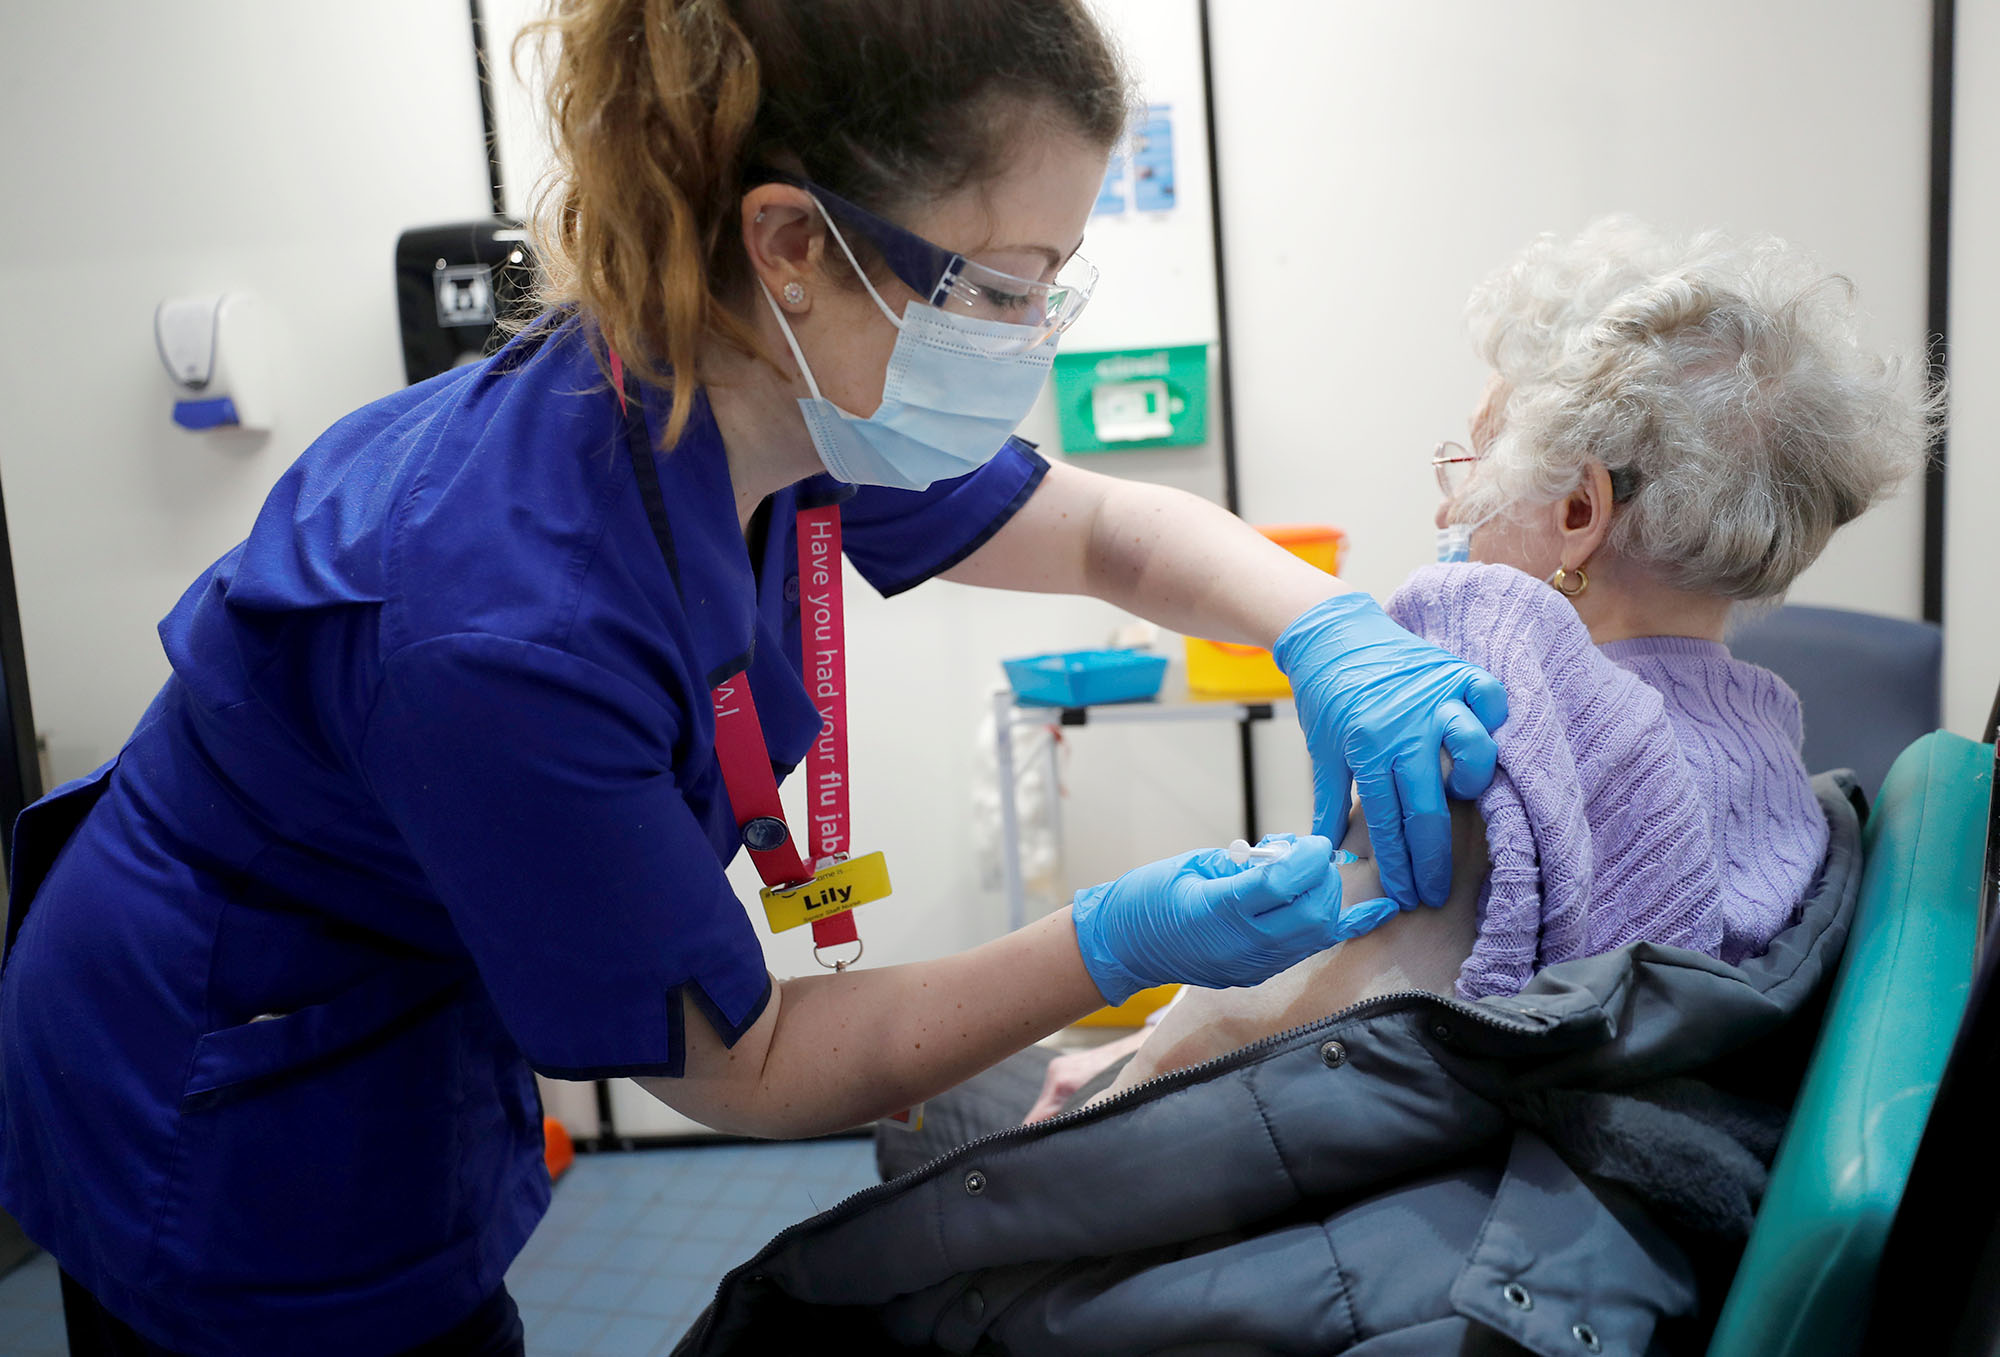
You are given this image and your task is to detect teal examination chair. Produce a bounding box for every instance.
[1705,714,1997,1355]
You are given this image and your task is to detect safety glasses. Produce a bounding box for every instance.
[754,170,1096,352]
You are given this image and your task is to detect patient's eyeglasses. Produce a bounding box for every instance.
[1433,440,1644,504]
[1432,441,1480,499]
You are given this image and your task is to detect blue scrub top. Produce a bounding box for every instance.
[0,314,1047,1354]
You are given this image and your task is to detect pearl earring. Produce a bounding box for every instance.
[782,281,806,307]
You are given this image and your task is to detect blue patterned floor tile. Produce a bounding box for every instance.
[501,1140,883,1355]
[616,1275,709,1320]
[667,1237,742,1275]
[580,1195,654,1234]
[0,1252,59,1308]
[565,1265,638,1312]
[676,1204,763,1244]
[586,1312,671,1357]
[10,1308,66,1349]
[545,1228,621,1269]
[627,1204,696,1237]
[528,1304,609,1351]
[509,1260,582,1307]
[709,1172,783,1210]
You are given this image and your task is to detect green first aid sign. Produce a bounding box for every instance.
[1051,344,1209,453]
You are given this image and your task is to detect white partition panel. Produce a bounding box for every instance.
[1206,1,1936,821]
[1946,6,2000,738]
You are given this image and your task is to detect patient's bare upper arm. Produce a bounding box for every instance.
[1101,802,1487,1095]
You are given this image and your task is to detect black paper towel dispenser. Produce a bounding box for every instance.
[395,220,539,386]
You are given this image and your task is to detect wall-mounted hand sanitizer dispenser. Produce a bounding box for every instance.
[153,293,274,432]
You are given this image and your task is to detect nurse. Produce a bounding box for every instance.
[0,1,1504,1352]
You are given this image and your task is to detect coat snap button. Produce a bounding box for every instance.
[1572,1323,1601,1351]
[783,574,801,603]
[1319,1040,1348,1068]
[963,1169,987,1196]
[1432,1022,1454,1043]
[741,816,790,852]
[964,1288,986,1320]
[1502,1282,1533,1310]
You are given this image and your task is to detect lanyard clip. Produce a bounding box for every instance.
[814,938,865,972]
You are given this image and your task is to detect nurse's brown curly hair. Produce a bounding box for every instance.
[521,0,1129,447]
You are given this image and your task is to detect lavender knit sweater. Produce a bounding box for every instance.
[1385,565,1827,1000]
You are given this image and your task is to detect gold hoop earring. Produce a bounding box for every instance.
[1548,566,1588,597]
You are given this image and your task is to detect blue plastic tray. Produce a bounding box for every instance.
[1003,648,1167,707]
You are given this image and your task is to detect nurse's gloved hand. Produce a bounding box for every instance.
[1069,835,1399,1006]
[1274,592,1508,910]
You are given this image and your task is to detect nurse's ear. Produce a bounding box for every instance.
[740,185,825,315]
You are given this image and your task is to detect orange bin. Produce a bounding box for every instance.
[543,1117,575,1182]
[1184,524,1347,697]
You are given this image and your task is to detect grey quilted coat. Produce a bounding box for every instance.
[675,778,1863,1356]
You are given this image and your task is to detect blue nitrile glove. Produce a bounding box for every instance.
[1273,592,1508,910]
[1069,834,1399,1006]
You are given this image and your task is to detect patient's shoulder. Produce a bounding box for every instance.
[1387,563,1606,686]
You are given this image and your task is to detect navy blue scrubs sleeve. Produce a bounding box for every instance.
[836,437,1049,597]
[359,632,771,1079]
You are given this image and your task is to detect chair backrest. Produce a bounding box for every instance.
[1862,731,2000,1355]
[1706,730,1992,1357]
[1728,604,1943,800]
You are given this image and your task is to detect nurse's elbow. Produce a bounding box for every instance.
[633,1075,807,1140]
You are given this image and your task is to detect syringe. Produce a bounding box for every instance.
[1225,839,1359,868]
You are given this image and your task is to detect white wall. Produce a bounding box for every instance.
[0,2,493,782]
[1207,0,1940,822]
[1946,6,2000,739]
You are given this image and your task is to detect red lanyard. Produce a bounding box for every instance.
[708,502,859,950]
[611,353,859,952]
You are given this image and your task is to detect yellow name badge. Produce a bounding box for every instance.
[759,851,893,934]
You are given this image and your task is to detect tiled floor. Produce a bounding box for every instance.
[0,1136,881,1357]
[0,1251,62,1355]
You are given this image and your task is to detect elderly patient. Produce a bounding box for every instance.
[1035,217,1930,1114]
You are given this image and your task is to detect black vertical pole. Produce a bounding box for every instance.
[1198,1,1241,524]
[0,476,43,880]
[1197,0,1261,842]
[470,0,508,219]
[1923,0,1954,625]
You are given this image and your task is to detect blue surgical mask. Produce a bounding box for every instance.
[1436,524,1473,563]
[761,206,1059,492]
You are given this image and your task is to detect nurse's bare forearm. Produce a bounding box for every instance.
[939,463,1348,647]
[1082,478,1351,646]
[638,909,1103,1139]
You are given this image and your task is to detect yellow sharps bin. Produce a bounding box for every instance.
[1184,524,1347,697]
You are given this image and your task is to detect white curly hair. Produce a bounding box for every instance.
[1451,217,1936,601]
